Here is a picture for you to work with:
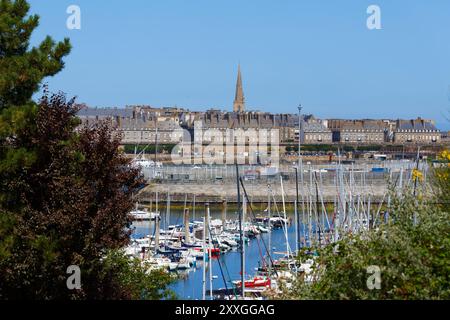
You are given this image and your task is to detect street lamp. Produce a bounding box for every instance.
[297,104,302,159]
[296,104,303,251]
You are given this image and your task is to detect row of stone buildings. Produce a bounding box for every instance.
[77,65,443,146]
[78,105,442,146]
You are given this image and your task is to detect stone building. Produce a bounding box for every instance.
[76,66,441,148]
[77,106,133,124]
[188,110,279,145]
[441,131,450,145]
[394,118,440,144]
[119,117,184,145]
[78,106,185,145]
[328,119,387,144]
[301,116,333,144]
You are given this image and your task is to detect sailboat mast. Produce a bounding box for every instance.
[280,175,289,257]
[206,204,213,300]
[202,214,206,300]
[267,186,272,276]
[297,105,306,248]
[156,191,159,215]
[165,192,170,246]
[154,209,160,253]
[242,195,247,298]
[184,208,190,244]
[294,167,300,254]
[193,194,196,222]
[235,164,245,299]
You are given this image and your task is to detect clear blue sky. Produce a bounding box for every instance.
[29,0,450,130]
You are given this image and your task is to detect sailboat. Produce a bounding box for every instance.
[130,202,159,221]
[233,276,271,289]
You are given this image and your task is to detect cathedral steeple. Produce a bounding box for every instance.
[233,64,245,113]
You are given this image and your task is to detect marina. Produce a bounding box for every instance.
[130,210,298,299]
[125,156,431,300]
[129,206,302,299]
[2,0,449,304]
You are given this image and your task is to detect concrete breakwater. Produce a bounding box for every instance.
[138,179,389,204]
[137,162,429,204]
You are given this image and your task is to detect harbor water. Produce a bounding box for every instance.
[131,207,301,300]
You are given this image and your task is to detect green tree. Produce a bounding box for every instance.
[0,0,71,109]
[101,250,176,300]
[280,180,450,299]
[0,0,175,299]
[433,150,450,212]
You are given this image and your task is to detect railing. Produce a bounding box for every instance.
[141,160,423,184]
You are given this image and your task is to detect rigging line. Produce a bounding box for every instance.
[313,172,322,244]
[269,186,292,249]
[219,252,237,296]
[334,168,346,231]
[317,172,331,232]
[316,171,331,245]
[164,194,187,242]
[239,179,270,254]
[206,223,232,297]
[373,191,387,227]
[238,178,266,268]
[278,181,295,255]
[239,177,279,277]
[268,186,295,251]
[267,185,289,246]
[215,220,239,298]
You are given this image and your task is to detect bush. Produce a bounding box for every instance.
[280,162,450,300]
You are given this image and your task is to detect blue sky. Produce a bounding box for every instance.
[29,0,450,129]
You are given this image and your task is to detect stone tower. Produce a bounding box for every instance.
[233,64,245,113]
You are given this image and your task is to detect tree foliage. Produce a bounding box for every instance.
[0,0,71,109]
[433,150,450,212]
[281,165,450,299]
[101,250,176,300]
[0,92,151,299]
[0,0,175,299]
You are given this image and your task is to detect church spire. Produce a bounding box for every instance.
[233,64,245,113]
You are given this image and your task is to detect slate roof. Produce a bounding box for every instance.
[397,119,438,131]
[77,107,133,118]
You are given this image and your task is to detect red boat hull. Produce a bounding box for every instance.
[194,247,220,256]
[235,277,271,288]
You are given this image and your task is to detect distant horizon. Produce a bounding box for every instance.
[28,0,450,130]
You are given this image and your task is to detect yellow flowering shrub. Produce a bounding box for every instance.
[438,149,450,166]
[412,169,423,182]
[434,149,450,212]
